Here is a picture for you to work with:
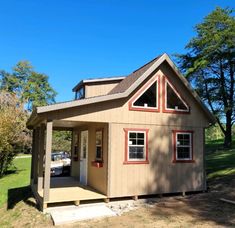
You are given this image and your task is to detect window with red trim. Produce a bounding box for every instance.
[173,131,194,162]
[129,76,159,112]
[163,76,189,113]
[124,129,149,164]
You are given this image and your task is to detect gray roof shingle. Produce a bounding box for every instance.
[108,55,162,95]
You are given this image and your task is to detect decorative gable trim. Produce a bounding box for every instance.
[128,75,160,112]
[162,75,190,114]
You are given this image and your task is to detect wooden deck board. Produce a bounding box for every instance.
[37,177,106,203]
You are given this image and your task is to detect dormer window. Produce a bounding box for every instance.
[129,76,159,112]
[75,86,85,100]
[163,76,189,113]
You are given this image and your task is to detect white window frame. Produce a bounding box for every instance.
[175,132,192,160]
[128,130,146,161]
[131,79,158,110]
[165,80,189,112]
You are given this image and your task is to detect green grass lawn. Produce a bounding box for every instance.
[206,139,235,180]
[0,157,31,207]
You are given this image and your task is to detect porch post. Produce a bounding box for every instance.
[43,120,53,204]
[30,129,36,186]
[33,127,40,185]
[38,124,45,192]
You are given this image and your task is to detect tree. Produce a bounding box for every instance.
[52,131,72,153]
[176,7,235,148]
[0,92,28,176]
[0,61,57,111]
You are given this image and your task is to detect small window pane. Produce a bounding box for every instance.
[129,139,137,145]
[137,133,144,138]
[136,152,144,159]
[137,139,144,145]
[177,147,190,159]
[96,146,102,159]
[129,132,136,138]
[96,131,102,145]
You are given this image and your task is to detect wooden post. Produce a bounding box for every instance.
[38,124,45,192]
[33,128,40,185]
[43,120,53,203]
[203,127,207,191]
[133,195,138,201]
[74,200,80,206]
[30,129,36,186]
[104,198,110,203]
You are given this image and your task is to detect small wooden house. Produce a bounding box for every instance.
[27,53,215,211]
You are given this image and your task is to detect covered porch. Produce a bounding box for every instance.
[30,119,109,211]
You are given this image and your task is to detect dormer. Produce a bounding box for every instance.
[72,77,125,99]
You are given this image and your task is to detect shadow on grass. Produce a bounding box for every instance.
[0,168,27,179]
[7,186,37,210]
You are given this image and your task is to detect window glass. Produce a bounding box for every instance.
[133,82,157,108]
[75,87,85,100]
[166,83,188,110]
[95,130,103,160]
[128,131,145,160]
[176,133,192,160]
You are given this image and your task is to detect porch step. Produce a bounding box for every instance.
[46,203,117,225]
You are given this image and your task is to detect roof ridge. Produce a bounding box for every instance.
[132,54,163,73]
[108,54,162,95]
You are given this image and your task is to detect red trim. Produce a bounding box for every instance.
[172,130,195,163]
[91,161,103,168]
[162,75,190,114]
[129,75,160,112]
[123,128,149,165]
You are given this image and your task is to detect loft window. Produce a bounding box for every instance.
[129,76,159,111]
[124,129,149,164]
[75,86,85,100]
[95,130,103,161]
[164,77,189,112]
[173,131,194,162]
[133,82,157,107]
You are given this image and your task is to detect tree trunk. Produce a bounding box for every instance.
[224,112,232,148]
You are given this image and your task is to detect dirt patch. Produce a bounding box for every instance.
[64,192,234,228]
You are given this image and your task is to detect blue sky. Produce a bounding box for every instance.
[0,0,234,102]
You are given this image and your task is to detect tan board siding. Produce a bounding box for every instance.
[54,66,209,128]
[85,82,120,98]
[70,124,108,195]
[109,123,204,197]
[87,123,108,195]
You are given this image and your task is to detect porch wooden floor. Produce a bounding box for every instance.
[38,177,107,203]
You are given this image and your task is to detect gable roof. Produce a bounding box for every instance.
[27,53,216,126]
[72,76,125,92]
[108,55,161,95]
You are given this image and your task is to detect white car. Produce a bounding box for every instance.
[50,152,71,176]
